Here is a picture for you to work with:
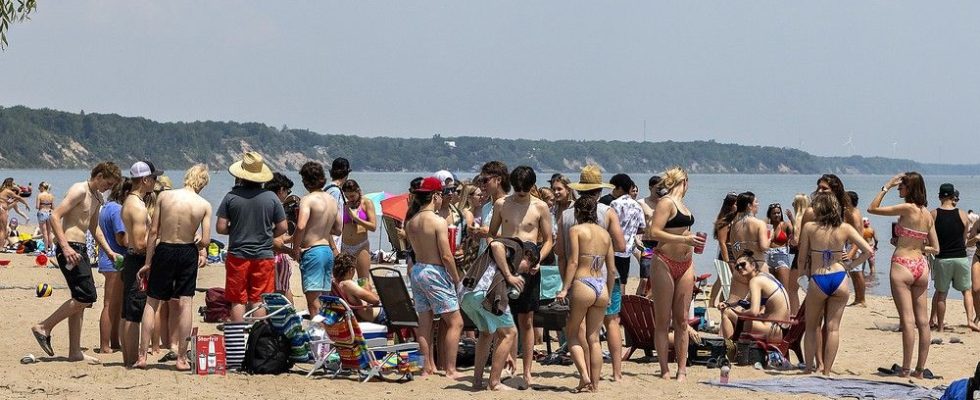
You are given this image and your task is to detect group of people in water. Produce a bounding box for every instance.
[10,154,979,391]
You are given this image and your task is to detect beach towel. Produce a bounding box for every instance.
[702,376,943,399]
[320,306,370,370]
[264,294,311,362]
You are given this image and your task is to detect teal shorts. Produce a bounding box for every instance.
[605,277,622,316]
[460,291,515,333]
[933,257,971,293]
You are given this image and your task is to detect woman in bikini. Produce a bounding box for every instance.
[718,192,771,339]
[647,167,705,381]
[332,253,385,323]
[341,180,377,288]
[765,203,794,302]
[36,182,56,255]
[867,172,938,378]
[712,193,744,339]
[799,192,872,375]
[718,249,791,341]
[0,178,30,250]
[556,196,615,393]
[787,193,809,314]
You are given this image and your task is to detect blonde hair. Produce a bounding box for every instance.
[661,167,688,191]
[457,183,477,212]
[792,193,809,220]
[184,164,210,191]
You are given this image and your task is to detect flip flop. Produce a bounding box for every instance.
[950,337,963,344]
[158,350,178,363]
[32,330,54,357]
[919,368,942,380]
[877,363,902,376]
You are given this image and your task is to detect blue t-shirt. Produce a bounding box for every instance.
[97,201,126,269]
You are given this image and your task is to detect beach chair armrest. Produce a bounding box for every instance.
[736,314,797,326]
[370,342,420,352]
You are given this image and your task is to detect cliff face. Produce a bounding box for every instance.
[0,105,972,174]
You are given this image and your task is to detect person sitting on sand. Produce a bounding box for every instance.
[800,192,872,375]
[718,250,791,342]
[31,162,121,364]
[556,195,616,393]
[332,253,384,323]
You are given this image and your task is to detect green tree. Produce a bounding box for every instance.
[1,0,36,49]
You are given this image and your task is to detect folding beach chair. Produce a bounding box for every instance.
[307,295,419,382]
[381,216,409,264]
[370,266,420,342]
[242,293,312,363]
[732,300,806,365]
[714,259,732,302]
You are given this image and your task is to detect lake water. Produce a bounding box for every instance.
[5,169,980,298]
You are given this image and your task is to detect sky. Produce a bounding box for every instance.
[2,1,980,164]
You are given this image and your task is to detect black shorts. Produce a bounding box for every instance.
[509,271,541,314]
[147,243,200,301]
[614,256,631,286]
[56,242,97,304]
[121,253,147,323]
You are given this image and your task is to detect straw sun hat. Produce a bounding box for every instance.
[567,165,614,191]
[228,151,273,183]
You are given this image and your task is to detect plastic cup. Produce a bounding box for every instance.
[694,232,707,254]
[447,227,458,254]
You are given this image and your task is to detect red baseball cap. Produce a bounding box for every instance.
[415,176,444,193]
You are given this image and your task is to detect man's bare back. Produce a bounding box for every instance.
[154,188,211,245]
[407,210,453,266]
[122,194,149,252]
[296,191,340,250]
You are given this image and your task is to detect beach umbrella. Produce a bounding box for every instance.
[380,193,410,222]
[363,192,391,215]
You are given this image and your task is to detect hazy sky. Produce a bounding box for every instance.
[2,1,979,164]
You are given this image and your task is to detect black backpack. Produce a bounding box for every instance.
[240,320,293,375]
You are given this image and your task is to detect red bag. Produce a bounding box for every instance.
[199,287,231,322]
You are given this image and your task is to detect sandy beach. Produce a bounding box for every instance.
[0,242,974,400]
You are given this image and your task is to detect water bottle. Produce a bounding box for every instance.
[507,286,521,299]
[720,365,731,384]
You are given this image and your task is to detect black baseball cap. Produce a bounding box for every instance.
[939,183,956,199]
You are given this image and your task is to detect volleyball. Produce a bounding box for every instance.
[36,283,52,298]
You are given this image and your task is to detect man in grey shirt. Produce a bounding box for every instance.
[216,152,287,321]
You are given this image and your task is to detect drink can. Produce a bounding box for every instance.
[720,365,731,384]
[766,224,774,239]
[694,232,707,254]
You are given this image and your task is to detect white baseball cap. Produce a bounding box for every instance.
[130,161,164,179]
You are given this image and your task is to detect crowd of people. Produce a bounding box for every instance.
[7,153,980,391]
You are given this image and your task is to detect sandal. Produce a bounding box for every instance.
[877,363,902,376]
[32,330,54,357]
[158,350,178,363]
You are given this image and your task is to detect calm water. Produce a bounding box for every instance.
[6,169,980,298]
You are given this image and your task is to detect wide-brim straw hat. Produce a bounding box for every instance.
[228,151,274,183]
[567,165,614,191]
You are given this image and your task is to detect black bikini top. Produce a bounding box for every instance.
[664,197,695,229]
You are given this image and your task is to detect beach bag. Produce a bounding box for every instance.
[241,320,293,375]
[687,337,727,366]
[199,287,231,323]
[456,337,477,368]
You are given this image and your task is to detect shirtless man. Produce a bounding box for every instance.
[31,162,122,362]
[291,161,343,317]
[118,161,162,367]
[487,165,553,388]
[637,175,662,295]
[406,176,463,379]
[135,164,212,370]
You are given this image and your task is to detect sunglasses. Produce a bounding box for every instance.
[768,203,781,208]
[442,187,458,195]
[735,259,759,271]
